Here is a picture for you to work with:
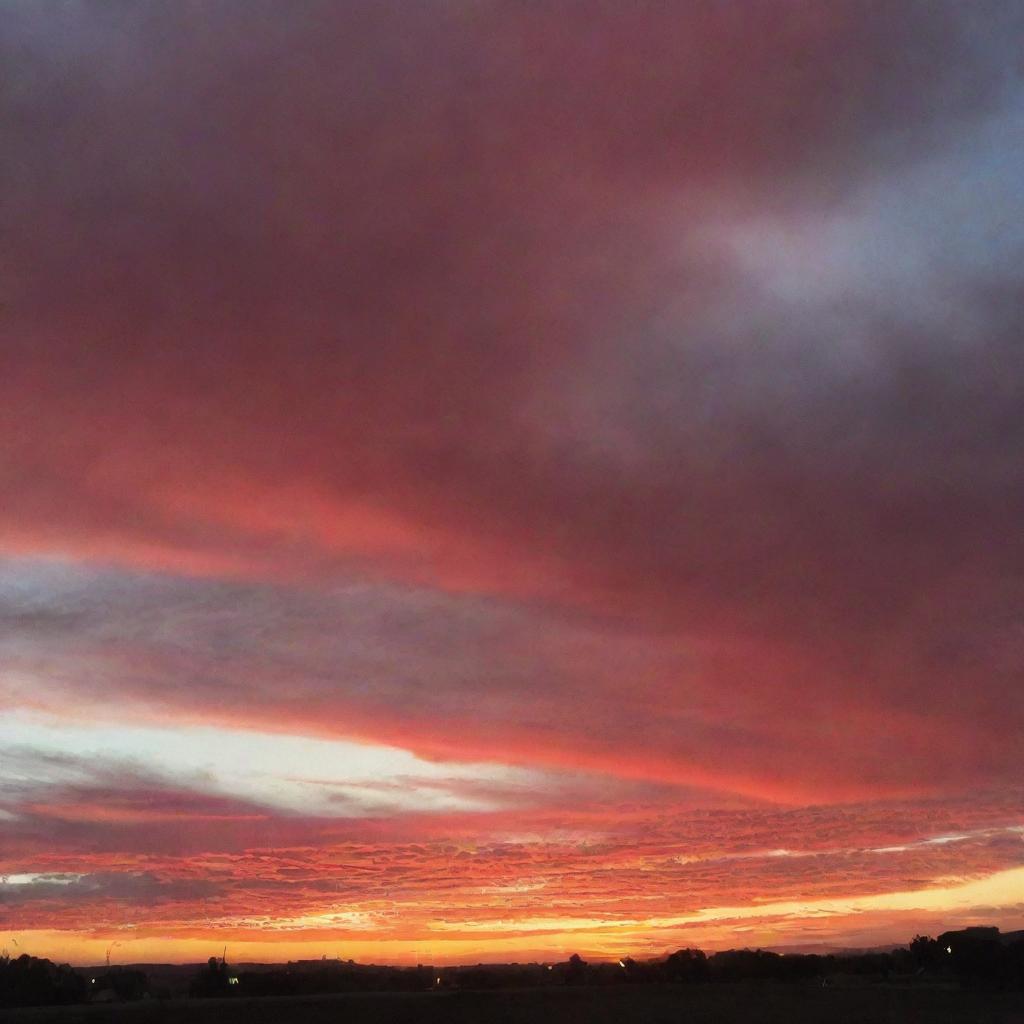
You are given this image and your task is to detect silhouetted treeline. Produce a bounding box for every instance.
[3,926,1023,1008]
[0,953,86,1008]
[189,928,1024,999]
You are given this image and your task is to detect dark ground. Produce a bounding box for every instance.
[4,984,1024,1024]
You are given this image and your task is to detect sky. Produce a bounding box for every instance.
[2,0,1024,965]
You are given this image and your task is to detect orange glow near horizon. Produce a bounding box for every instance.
[12,867,1024,966]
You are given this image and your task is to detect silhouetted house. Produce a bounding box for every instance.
[937,927,1003,985]
[938,926,1001,956]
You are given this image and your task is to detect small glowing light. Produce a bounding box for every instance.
[618,960,626,968]
[90,978,96,984]
[435,976,442,985]
[547,964,553,970]
[228,977,239,985]
[946,946,953,954]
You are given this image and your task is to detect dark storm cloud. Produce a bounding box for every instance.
[2,1,1024,799]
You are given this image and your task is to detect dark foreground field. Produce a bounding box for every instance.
[5,984,1024,1024]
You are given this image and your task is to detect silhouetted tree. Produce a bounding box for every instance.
[910,934,944,972]
[565,953,587,985]
[190,955,232,997]
[664,948,708,983]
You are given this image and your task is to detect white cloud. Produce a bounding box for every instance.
[0,711,544,817]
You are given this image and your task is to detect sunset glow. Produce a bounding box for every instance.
[3,1,1023,967]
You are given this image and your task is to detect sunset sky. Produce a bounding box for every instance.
[2,1,1023,966]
